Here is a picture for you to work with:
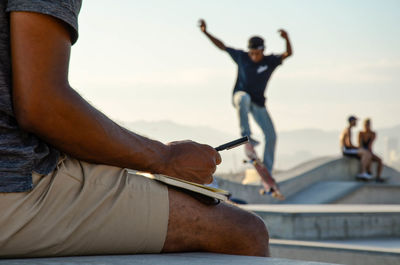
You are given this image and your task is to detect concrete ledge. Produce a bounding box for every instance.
[243,204,400,213]
[0,253,338,265]
[243,205,400,240]
[271,239,400,265]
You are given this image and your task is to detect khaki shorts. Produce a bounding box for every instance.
[0,156,169,258]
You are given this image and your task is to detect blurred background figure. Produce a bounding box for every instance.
[340,116,372,180]
[359,118,384,182]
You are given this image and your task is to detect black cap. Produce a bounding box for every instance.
[248,36,265,50]
[348,115,358,123]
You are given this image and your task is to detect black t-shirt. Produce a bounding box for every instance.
[226,47,282,106]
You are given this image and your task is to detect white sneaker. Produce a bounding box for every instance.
[357,172,373,180]
[365,173,373,180]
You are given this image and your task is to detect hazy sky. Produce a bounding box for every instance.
[69,0,400,135]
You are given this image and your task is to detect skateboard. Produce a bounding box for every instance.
[243,143,285,200]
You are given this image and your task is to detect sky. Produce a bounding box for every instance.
[69,0,400,135]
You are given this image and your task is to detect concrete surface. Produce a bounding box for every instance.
[0,253,339,265]
[243,204,400,240]
[217,156,400,204]
[270,238,400,265]
[282,181,362,204]
[335,184,400,204]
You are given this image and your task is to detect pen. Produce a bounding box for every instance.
[215,136,249,151]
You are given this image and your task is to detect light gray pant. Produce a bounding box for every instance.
[233,91,277,172]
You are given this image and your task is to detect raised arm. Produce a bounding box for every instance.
[199,19,226,51]
[278,29,293,61]
[10,11,220,184]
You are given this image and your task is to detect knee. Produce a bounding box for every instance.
[237,213,270,257]
[360,150,371,159]
[254,215,269,246]
[234,92,251,108]
[251,215,270,256]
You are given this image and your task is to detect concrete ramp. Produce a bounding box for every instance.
[216,157,400,204]
[335,184,400,204]
[281,182,400,205]
[282,181,362,204]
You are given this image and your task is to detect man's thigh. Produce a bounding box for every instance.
[162,188,269,256]
[0,156,169,257]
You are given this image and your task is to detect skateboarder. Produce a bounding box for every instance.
[340,116,373,180]
[199,19,293,174]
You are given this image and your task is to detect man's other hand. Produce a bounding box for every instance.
[198,19,207,33]
[161,140,221,184]
[278,29,288,39]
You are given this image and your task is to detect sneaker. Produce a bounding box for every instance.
[366,173,373,179]
[248,136,260,147]
[375,178,385,183]
[356,172,373,180]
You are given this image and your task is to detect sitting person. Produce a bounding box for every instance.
[340,116,372,180]
[358,119,384,182]
[0,1,269,258]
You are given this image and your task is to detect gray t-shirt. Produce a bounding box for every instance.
[0,0,82,192]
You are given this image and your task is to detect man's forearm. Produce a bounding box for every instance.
[203,31,226,50]
[19,83,169,173]
[283,36,292,58]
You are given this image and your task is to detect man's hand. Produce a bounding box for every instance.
[160,141,222,184]
[278,29,288,39]
[278,29,292,60]
[199,19,207,33]
[198,19,226,51]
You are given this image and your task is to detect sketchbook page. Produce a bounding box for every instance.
[128,169,229,195]
[129,170,228,201]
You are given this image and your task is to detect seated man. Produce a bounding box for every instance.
[0,1,269,258]
[340,116,372,180]
[358,118,384,182]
